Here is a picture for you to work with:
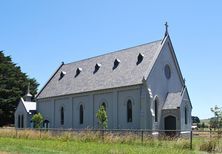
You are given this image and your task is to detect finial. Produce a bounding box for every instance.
[24,82,32,101]
[164,22,169,37]
[27,82,31,95]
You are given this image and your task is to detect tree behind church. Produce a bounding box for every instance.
[0,51,39,126]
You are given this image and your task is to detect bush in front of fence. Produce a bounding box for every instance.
[199,139,217,152]
[173,138,190,150]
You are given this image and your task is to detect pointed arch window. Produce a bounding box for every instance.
[154,99,158,122]
[101,102,106,111]
[185,107,187,124]
[127,100,132,122]
[21,115,24,128]
[18,115,21,128]
[60,107,64,125]
[80,105,84,124]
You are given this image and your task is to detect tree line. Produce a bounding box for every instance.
[0,51,39,126]
[192,105,222,130]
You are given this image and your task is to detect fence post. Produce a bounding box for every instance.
[102,129,104,142]
[190,130,193,150]
[141,130,144,143]
[15,129,17,138]
[210,128,212,139]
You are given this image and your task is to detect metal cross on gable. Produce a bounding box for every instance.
[165,22,169,37]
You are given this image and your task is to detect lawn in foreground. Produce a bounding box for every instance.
[0,137,194,154]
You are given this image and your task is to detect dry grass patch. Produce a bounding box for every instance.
[0,151,12,154]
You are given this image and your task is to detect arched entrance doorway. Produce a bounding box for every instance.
[164,115,176,136]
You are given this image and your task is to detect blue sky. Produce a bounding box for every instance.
[1,1,222,119]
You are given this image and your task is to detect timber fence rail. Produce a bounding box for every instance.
[0,128,193,148]
[0,128,221,150]
[0,128,222,152]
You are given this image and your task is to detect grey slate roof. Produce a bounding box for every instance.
[37,40,162,99]
[162,92,182,110]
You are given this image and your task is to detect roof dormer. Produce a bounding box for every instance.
[137,53,144,65]
[94,63,101,74]
[75,67,82,77]
[59,71,66,80]
[113,59,120,70]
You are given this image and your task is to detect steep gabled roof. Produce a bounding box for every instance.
[162,87,192,110]
[37,40,163,99]
[162,92,182,110]
[21,98,36,114]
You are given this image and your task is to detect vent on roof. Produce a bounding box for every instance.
[94,63,101,74]
[59,71,66,80]
[137,53,144,65]
[75,67,82,77]
[113,59,120,70]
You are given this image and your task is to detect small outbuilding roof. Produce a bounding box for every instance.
[21,98,36,114]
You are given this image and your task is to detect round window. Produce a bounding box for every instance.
[164,65,171,79]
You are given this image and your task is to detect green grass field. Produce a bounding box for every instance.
[0,129,221,154]
[0,137,194,154]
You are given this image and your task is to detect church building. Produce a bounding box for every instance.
[15,25,192,131]
[15,84,36,128]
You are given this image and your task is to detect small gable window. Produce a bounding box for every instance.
[60,107,64,125]
[127,100,132,123]
[164,64,171,79]
[80,104,84,124]
[137,53,144,65]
